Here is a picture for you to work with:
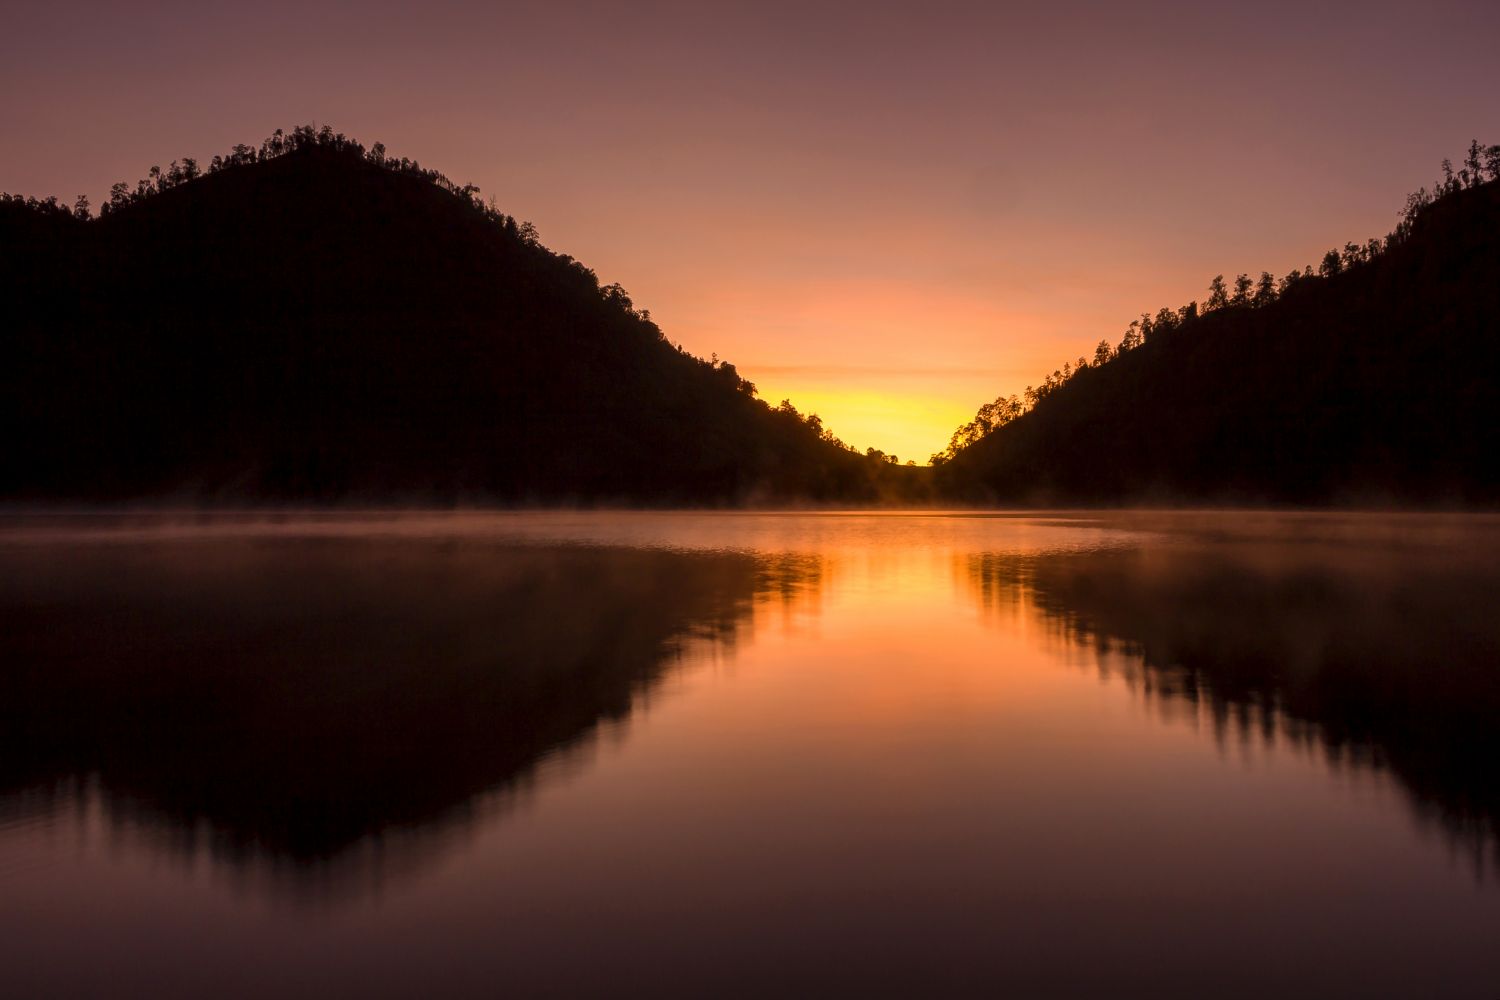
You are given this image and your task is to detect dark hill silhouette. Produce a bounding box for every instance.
[935,144,1500,505]
[0,126,919,503]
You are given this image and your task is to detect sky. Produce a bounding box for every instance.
[4,0,1498,461]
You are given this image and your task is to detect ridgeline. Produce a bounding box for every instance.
[934,143,1500,505]
[0,126,919,505]
[4,129,1498,506]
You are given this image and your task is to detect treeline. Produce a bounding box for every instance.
[934,141,1500,468]
[965,537,1500,870]
[6,126,649,343]
[934,141,1500,504]
[3,126,857,449]
[4,124,530,232]
[0,541,791,867]
[1,126,927,504]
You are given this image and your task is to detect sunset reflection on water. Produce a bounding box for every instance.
[1,511,1497,997]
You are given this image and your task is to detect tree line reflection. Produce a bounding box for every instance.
[0,537,821,902]
[5,516,1496,904]
[965,531,1500,878]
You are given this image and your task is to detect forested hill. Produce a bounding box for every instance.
[935,144,1500,505]
[0,126,911,504]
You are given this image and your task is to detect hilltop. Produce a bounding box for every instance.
[935,144,1500,505]
[0,126,917,504]
[8,129,1498,507]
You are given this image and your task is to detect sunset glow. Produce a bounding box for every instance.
[5,1,1497,460]
[6,0,1500,985]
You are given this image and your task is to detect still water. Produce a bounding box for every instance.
[1,511,1497,997]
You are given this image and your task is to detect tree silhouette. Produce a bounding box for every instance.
[1207,274,1229,311]
[0,125,933,504]
[933,140,1500,502]
[1230,273,1253,307]
[1252,271,1276,307]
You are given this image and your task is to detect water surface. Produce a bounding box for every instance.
[1,511,1497,997]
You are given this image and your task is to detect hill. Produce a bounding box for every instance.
[0,126,917,504]
[935,144,1500,505]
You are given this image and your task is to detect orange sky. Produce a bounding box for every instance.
[4,1,1498,460]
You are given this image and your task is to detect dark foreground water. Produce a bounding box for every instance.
[1,511,1497,998]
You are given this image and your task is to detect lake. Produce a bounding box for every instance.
[1,511,1497,997]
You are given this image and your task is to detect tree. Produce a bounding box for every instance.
[1400,188,1432,234]
[1231,273,1252,307]
[1252,271,1276,307]
[72,195,90,221]
[1093,339,1115,367]
[1207,275,1229,311]
[1465,140,1484,187]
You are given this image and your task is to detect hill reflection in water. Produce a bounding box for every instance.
[0,530,819,900]
[4,512,1499,997]
[964,515,1500,876]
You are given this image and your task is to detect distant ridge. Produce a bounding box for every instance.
[0,126,919,504]
[934,142,1500,506]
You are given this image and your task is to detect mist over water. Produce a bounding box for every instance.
[2,511,1497,997]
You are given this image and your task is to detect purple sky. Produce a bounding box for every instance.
[5,0,1497,459]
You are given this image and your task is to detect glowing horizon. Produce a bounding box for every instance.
[4,1,1497,460]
